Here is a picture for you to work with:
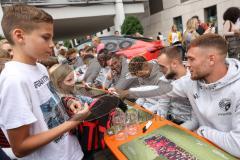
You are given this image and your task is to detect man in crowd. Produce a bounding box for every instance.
[157,46,197,129]
[125,48,196,129]
[128,56,169,115]
[97,49,139,90]
[66,48,84,69]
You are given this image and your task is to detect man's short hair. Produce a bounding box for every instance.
[97,49,114,67]
[160,46,182,62]
[83,45,94,53]
[66,48,77,56]
[1,4,53,45]
[189,33,228,56]
[128,56,147,76]
[83,54,94,61]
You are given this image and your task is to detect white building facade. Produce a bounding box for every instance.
[141,0,240,40]
[0,0,146,40]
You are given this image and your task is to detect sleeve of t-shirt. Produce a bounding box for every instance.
[167,75,190,98]
[0,75,37,130]
[155,95,171,118]
[84,61,101,83]
[128,80,173,98]
[181,111,199,131]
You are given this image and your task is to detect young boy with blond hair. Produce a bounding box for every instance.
[0,4,89,160]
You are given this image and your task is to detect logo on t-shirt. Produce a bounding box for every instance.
[34,75,48,89]
[219,98,231,112]
[193,93,199,99]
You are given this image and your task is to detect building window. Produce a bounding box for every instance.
[173,16,183,33]
[149,0,163,15]
[204,5,217,33]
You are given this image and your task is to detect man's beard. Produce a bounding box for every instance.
[190,74,205,81]
[112,64,121,75]
[140,71,150,78]
[165,71,177,80]
[190,70,208,81]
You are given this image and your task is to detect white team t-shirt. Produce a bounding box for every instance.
[0,61,83,160]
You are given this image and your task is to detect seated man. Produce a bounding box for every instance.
[82,51,104,87]
[66,48,84,69]
[73,48,109,88]
[127,52,196,129]
[97,49,139,90]
[157,46,196,129]
[128,56,169,116]
[82,45,96,57]
[125,34,240,157]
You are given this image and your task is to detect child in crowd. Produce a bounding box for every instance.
[0,4,89,160]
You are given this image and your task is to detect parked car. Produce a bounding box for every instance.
[76,35,164,60]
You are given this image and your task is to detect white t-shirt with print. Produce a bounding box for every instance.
[171,32,179,44]
[0,61,83,160]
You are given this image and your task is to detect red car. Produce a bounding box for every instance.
[77,35,164,61]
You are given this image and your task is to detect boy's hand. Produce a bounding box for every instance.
[70,103,90,121]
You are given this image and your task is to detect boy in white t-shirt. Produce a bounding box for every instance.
[0,4,90,160]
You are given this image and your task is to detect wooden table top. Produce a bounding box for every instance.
[104,101,215,160]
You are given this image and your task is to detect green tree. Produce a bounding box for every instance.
[121,16,144,35]
[64,40,72,48]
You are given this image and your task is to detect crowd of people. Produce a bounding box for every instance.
[0,3,240,160]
